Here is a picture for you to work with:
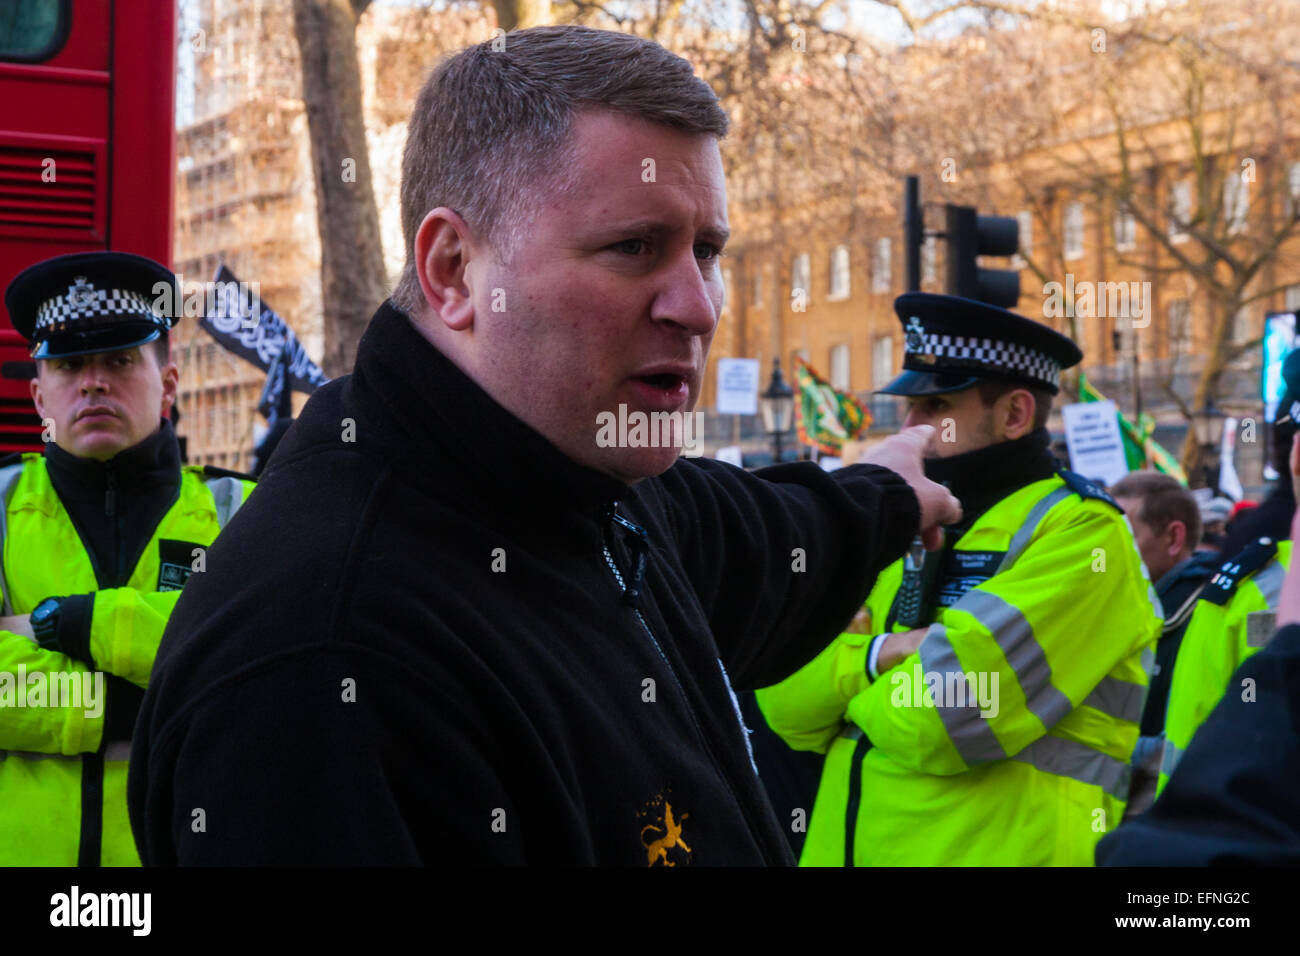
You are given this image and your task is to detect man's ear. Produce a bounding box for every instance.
[414,207,477,332]
[1166,519,1187,558]
[998,389,1036,441]
[159,359,179,418]
[29,373,44,419]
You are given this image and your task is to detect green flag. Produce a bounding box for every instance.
[794,357,872,455]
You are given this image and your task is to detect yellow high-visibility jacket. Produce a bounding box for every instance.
[757,472,1162,866]
[0,452,252,866]
[1157,538,1292,796]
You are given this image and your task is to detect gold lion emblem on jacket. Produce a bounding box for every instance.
[638,793,692,866]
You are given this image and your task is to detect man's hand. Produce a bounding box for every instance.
[0,614,34,641]
[877,627,927,674]
[861,425,962,550]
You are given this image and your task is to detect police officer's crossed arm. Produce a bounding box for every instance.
[0,614,32,639]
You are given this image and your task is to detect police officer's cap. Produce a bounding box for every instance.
[877,292,1083,397]
[5,251,178,360]
[1273,348,1300,430]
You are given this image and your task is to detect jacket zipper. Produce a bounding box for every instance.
[599,512,776,864]
[104,461,125,585]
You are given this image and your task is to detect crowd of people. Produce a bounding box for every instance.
[0,24,1295,868]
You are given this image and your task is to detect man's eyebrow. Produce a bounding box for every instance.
[700,225,731,247]
[593,219,731,245]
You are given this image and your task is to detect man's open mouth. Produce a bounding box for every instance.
[638,373,684,391]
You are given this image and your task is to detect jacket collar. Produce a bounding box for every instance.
[44,418,181,504]
[1155,549,1219,596]
[922,427,1059,525]
[349,301,635,518]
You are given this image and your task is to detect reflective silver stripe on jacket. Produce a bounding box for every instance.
[1160,737,1183,778]
[1125,733,1164,817]
[1083,675,1147,724]
[0,741,131,762]
[949,588,1075,732]
[996,485,1073,574]
[203,475,244,530]
[1012,734,1132,801]
[917,623,1007,765]
[1242,560,1284,648]
[1254,560,1286,610]
[0,461,24,616]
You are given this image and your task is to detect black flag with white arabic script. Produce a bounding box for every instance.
[200,265,328,417]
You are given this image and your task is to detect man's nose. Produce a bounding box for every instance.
[650,249,719,337]
[78,363,108,393]
[902,404,927,430]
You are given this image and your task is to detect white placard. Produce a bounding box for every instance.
[1062,400,1129,487]
[715,445,744,468]
[716,358,760,416]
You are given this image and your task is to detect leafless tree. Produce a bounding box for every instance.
[292,0,390,378]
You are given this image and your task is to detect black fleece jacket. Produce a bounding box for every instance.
[128,302,920,866]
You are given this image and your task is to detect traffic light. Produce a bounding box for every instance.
[943,203,1021,307]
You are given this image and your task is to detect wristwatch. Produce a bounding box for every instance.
[30,596,62,650]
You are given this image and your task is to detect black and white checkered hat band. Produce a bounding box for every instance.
[906,331,1061,389]
[34,287,160,333]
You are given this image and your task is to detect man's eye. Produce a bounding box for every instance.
[613,238,648,255]
[694,242,723,261]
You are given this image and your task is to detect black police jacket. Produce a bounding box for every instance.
[128,301,920,865]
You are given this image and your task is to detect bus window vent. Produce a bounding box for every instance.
[0,142,99,235]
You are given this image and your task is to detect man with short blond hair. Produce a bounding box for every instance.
[131,26,957,866]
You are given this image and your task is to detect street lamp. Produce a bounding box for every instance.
[760,358,795,464]
[1190,399,1227,492]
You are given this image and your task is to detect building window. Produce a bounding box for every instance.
[1232,306,1252,346]
[1012,210,1033,268]
[1063,202,1085,261]
[1288,163,1300,219]
[1113,206,1137,253]
[1285,284,1300,313]
[1168,299,1191,355]
[791,347,811,374]
[751,268,763,308]
[872,337,894,387]
[722,268,733,314]
[1113,322,1135,361]
[830,343,851,391]
[1224,173,1248,235]
[921,236,937,285]
[828,245,851,300]
[791,253,810,302]
[871,238,892,293]
[1169,181,1191,243]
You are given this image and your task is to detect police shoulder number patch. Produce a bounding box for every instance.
[1201,537,1278,607]
[1056,469,1123,512]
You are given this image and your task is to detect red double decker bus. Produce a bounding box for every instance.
[0,0,176,451]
